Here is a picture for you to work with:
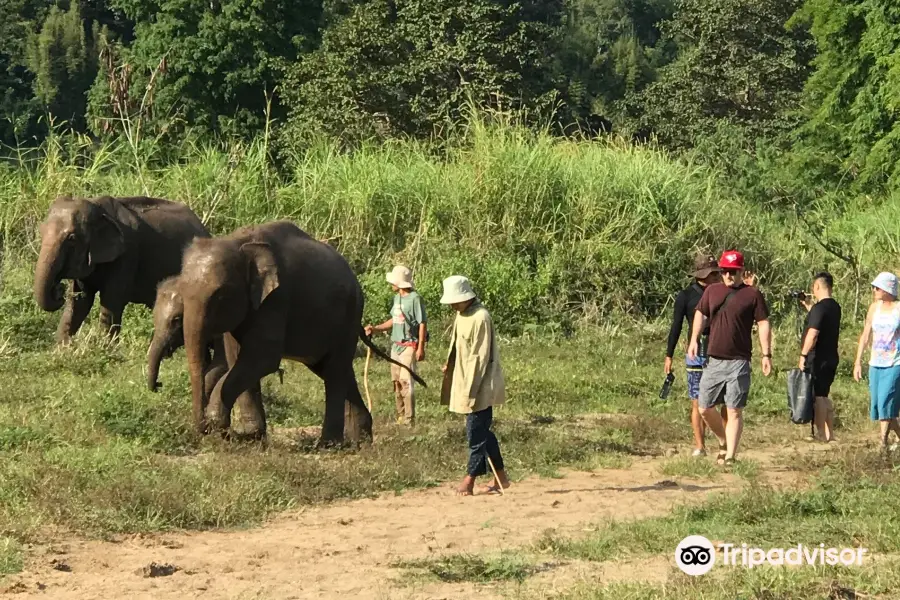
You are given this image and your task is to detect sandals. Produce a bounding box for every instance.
[716,445,727,465]
[723,457,736,467]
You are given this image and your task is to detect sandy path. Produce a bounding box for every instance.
[2,442,823,600]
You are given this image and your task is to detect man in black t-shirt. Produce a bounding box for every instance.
[798,272,842,443]
[664,254,727,456]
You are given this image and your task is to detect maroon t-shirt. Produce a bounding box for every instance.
[697,283,770,360]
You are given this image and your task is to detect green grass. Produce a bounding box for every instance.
[538,454,900,563]
[395,552,541,584]
[557,560,900,600]
[393,447,900,597]
[0,264,690,544]
[0,249,877,578]
[0,538,22,576]
[658,457,724,480]
[0,118,895,595]
[2,116,897,335]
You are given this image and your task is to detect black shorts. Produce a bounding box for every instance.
[812,361,838,397]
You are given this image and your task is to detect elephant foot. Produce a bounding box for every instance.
[205,413,231,436]
[315,436,347,451]
[229,429,268,445]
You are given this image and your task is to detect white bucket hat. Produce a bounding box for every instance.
[440,275,476,305]
[386,265,413,289]
[872,271,899,298]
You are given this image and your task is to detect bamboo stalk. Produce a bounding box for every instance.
[364,347,373,412]
[486,455,504,496]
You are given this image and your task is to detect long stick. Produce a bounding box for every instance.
[486,455,504,496]
[364,346,373,412]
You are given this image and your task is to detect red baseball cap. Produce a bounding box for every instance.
[718,250,744,269]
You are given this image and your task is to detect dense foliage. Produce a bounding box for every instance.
[0,0,829,146]
[1,0,899,326]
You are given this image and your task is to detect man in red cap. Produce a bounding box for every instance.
[687,250,772,466]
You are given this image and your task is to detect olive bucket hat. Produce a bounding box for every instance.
[692,254,721,279]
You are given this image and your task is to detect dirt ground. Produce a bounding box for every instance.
[2,440,835,600]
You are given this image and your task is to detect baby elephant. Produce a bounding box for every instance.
[147,277,226,396]
[147,277,274,439]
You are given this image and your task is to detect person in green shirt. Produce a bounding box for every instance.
[365,265,427,425]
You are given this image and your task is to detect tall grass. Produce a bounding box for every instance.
[1,112,896,332]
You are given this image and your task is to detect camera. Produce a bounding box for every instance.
[786,289,807,302]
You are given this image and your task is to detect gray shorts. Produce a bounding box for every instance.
[698,358,751,410]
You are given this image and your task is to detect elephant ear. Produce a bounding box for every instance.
[241,242,279,310]
[88,211,125,265]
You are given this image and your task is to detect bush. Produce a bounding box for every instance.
[1,112,894,332]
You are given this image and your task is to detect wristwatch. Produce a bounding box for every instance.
[763,353,772,358]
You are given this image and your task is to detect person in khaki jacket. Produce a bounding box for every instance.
[439,275,510,496]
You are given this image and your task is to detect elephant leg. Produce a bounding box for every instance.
[203,362,228,399]
[204,338,229,422]
[344,370,373,445]
[56,282,95,344]
[98,305,124,339]
[97,265,134,339]
[209,336,275,438]
[223,333,267,439]
[318,361,350,448]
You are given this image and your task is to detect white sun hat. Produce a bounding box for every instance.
[872,271,899,298]
[440,275,476,305]
[386,265,414,289]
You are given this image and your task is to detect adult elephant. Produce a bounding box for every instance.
[34,195,209,343]
[177,220,426,445]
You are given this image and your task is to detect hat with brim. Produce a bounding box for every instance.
[386,265,414,289]
[872,271,899,298]
[692,255,721,279]
[440,275,476,305]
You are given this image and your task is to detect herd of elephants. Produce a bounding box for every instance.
[31,195,427,447]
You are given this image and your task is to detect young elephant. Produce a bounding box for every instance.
[147,277,227,395]
[147,276,270,438]
[176,220,426,445]
[33,195,209,343]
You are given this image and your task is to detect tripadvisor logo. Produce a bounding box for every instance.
[675,536,868,576]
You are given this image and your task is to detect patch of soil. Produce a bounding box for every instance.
[4,435,838,600]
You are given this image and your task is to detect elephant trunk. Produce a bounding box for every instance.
[183,314,209,434]
[33,237,67,312]
[147,335,169,392]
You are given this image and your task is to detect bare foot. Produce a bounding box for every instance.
[478,470,511,494]
[456,475,475,496]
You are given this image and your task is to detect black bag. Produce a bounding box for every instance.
[787,368,815,424]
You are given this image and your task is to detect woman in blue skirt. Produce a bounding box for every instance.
[854,272,900,450]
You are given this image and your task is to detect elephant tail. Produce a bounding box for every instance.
[358,326,427,388]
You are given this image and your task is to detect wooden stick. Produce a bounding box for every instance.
[486,455,504,496]
[363,346,373,412]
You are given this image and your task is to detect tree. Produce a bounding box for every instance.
[282,0,564,142]
[553,0,674,131]
[789,0,900,195]
[88,0,323,138]
[26,1,99,132]
[0,0,50,144]
[632,0,814,150]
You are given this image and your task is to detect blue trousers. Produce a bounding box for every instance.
[466,407,504,477]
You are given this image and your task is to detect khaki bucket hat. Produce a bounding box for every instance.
[440,275,476,305]
[386,265,414,289]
